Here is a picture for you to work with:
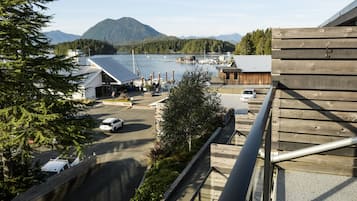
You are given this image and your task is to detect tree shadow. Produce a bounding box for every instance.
[117,123,152,133]
[85,138,155,156]
[63,158,146,201]
[89,113,111,121]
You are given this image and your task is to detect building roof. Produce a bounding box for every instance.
[89,57,139,85]
[233,55,271,72]
[320,0,357,27]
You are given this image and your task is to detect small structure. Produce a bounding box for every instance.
[216,55,271,85]
[71,55,139,100]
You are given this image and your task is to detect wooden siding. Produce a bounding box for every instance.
[272,27,357,176]
[238,72,271,85]
[218,71,271,85]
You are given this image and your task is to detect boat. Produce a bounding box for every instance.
[176,55,197,64]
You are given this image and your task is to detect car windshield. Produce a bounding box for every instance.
[101,122,112,126]
[243,91,253,94]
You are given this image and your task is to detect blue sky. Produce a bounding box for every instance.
[43,0,353,36]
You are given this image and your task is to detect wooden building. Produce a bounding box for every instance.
[216,55,271,85]
[271,26,357,176]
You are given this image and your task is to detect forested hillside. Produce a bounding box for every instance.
[235,28,271,55]
[81,17,164,45]
[54,39,117,56]
[117,38,235,54]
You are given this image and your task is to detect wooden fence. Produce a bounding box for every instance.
[272,27,357,176]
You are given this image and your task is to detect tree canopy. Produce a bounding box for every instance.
[0,1,92,199]
[54,39,117,56]
[117,38,235,54]
[234,28,272,55]
[160,69,223,152]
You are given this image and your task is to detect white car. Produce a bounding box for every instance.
[240,89,256,102]
[99,117,124,132]
[41,156,80,176]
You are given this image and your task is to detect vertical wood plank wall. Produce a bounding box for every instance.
[272,27,357,176]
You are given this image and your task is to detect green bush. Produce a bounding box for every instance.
[131,125,218,200]
[131,168,179,201]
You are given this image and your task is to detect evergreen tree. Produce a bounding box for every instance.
[0,1,92,198]
[54,39,117,56]
[264,29,272,54]
[160,69,223,152]
[236,33,254,55]
[234,28,272,55]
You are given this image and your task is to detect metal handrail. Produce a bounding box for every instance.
[271,136,357,163]
[219,86,275,201]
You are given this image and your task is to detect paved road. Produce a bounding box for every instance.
[61,104,156,201]
[32,101,158,201]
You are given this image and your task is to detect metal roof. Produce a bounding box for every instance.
[233,55,271,72]
[89,57,139,84]
[320,0,357,27]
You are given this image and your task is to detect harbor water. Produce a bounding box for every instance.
[95,54,219,81]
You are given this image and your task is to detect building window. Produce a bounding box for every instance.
[234,72,238,80]
[225,72,230,80]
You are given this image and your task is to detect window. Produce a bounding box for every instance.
[234,72,238,80]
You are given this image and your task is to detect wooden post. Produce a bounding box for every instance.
[165,72,168,82]
[172,70,175,83]
[158,72,161,85]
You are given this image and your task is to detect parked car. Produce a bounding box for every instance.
[240,89,256,102]
[41,156,80,176]
[99,117,124,132]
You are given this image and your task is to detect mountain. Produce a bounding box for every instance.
[180,33,242,44]
[82,17,165,46]
[214,33,242,44]
[44,30,80,44]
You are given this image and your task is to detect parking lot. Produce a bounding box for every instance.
[85,102,157,157]
[61,102,159,201]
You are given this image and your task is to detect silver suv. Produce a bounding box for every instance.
[99,117,124,132]
[240,89,256,102]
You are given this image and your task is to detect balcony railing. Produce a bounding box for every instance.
[189,82,357,201]
[218,86,275,201]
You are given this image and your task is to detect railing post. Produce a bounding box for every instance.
[263,113,272,201]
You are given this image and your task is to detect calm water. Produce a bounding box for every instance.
[97,54,219,81]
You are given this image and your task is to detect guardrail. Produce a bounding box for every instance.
[219,86,275,201]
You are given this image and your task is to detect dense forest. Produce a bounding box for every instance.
[117,38,235,54]
[54,39,117,56]
[234,28,272,55]
[54,30,271,56]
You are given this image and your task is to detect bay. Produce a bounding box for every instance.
[95,54,219,81]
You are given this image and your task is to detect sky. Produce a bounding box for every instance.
[43,0,354,37]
